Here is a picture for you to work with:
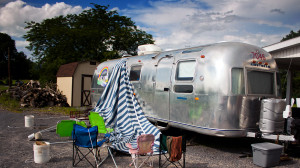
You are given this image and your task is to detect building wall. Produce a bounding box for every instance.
[57,77,73,106]
[73,62,99,107]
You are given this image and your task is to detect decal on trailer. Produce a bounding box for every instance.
[250,50,271,68]
[97,66,109,87]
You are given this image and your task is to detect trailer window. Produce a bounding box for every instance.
[174,85,193,93]
[176,60,196,81]
[247,70,274,95]
[130,65,142,81]
[231,68,245,94]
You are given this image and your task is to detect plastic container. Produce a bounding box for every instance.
[25,115,34,127]
[33,141,51,164]
[297,98,300,108]
[251,142,283,167]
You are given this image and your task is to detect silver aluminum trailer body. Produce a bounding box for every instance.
[91,42,282,138]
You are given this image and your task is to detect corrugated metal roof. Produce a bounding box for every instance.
[263,36,300,52]
[263,37,300,70]
[56,62,79,77]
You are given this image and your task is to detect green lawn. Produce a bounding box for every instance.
[0,92,21,112]
[0,85,8,91]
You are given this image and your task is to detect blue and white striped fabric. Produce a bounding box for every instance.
[92,59,161,153]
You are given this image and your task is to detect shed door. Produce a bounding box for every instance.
[154,56,174,120]
[81,75,92,106]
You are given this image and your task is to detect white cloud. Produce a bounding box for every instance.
[0,0,86,58]
[15,40,33,59]
[120,0,300,50]
[110,7,120,12]
[0,0,84,37]
[1,0,300,57]
[15,40,28,48]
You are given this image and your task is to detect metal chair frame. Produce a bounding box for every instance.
[126,134,155,168]
[72,125,99,168]
[72,124,118,168]
[159,134,186,168]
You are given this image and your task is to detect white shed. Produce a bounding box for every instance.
[56,61,99,107]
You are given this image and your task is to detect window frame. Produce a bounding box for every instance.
[129,65,142,81]
[231,67,245,95]
[175,60,197,81]
[173,84,194,93]
[245,69,276,96]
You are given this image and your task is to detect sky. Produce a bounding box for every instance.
[0,0,300,59]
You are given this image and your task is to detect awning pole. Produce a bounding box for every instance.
[286,70,292,106]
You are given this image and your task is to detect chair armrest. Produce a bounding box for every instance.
[97,139,107,147]
[104,133,111,138]
[126,143,137,150]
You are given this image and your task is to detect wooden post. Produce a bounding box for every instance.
[8,47,11,88]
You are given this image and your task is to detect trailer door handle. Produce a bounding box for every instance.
[164,88,169,91]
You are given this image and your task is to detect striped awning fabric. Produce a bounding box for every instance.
[93,59,161,153]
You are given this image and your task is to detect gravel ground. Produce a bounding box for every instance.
[0,108,300,168]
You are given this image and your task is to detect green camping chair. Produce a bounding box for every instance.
[56,120,87,137]
[89,112,113,134]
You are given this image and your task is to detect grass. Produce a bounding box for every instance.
[0,85,8,91]
[36,106,81,115]
[0,93,22,112]
[0,91,83,115]
[0,79,31,86]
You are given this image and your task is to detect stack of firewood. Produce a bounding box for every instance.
[7,80,69,108]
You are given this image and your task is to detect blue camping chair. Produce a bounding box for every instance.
[72,124,117,168]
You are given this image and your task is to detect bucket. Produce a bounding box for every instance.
[25,115,34,127]
[297,98,300,108]
[33,141,51,164]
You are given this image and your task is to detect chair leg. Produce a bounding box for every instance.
[73,144,75,166]
[129,154,138,168]
[138,154,153,168]
[136,155,139,168]
[159,150,161,167]
[183,151,186,168]
[73,146,98,168]
[107,147,118,168]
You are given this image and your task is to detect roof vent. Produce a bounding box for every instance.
[138,44,162,56]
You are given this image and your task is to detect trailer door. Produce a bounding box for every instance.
[170,60,196,124]
[154,56,174,120]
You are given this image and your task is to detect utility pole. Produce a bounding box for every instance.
[8,47,11,88]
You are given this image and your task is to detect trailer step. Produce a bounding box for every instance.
[247,132,295,141]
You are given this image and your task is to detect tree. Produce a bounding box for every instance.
[281,29,300,42]
[0,32,16,80]
[24,4,154,83]
[0,32,33,81]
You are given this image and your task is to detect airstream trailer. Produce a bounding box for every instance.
[91,42,294,140]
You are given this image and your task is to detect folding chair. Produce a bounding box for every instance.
[56,120,76,137]
[56,120,87,137]
[126,134,155,168]
[89,112,113,133]
[159,134,186,168]
[72,124,117,168]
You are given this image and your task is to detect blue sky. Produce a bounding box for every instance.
[0,0,300,59]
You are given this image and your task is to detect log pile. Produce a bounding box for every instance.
[7,80,69,108]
